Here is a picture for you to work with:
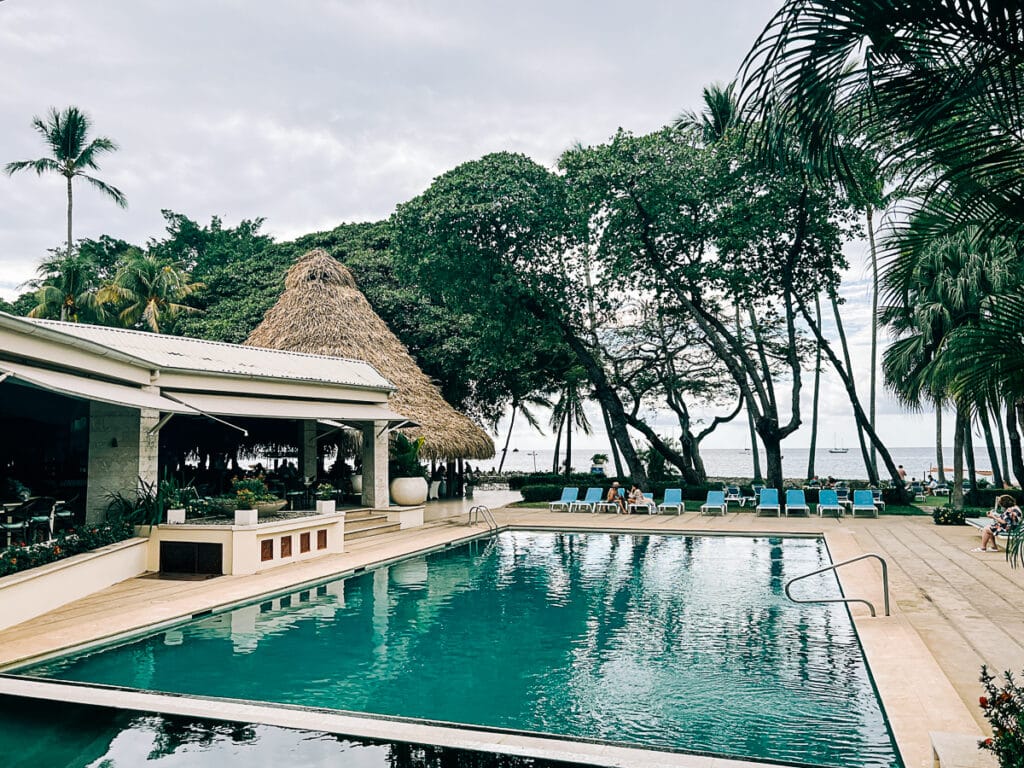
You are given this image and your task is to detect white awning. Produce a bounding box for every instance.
[0,361,199,414]
[163,391,412,425]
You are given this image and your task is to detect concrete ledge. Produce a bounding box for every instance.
[0,676,769,768]
[0,537,149,631]
[932,732,997,768]
[387,505,424,530]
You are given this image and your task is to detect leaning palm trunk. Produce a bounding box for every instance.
[551,411,565,473]
[995,402,1010,486]
[1007,402,1024,488]
[867,206,879,476]
[964,418,978,492]
[952,405,966,509]
[807,295,822,479]
[935,406,946,483]
[979,404,1003,488]
[497,406,517,474]
[832,297,876,484]
[601,406,624,478]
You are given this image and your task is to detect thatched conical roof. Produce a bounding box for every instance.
[245,249,495,461]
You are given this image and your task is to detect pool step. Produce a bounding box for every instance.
[344,512,400,541]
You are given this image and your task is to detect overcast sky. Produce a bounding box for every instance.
[0,1,953,457]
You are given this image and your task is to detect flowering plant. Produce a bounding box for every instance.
[315,483,335,500]
[979,666,1024,767]
[235,489,257,509]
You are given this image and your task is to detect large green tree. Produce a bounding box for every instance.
[98,251,202,333]
[5,107,126,258]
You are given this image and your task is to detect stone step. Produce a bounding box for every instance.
[344,520,401,540]
[344,514,390,531]
[343,509,377,521]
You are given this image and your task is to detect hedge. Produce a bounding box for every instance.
[0,521,135,578]
[965,489,1023,509]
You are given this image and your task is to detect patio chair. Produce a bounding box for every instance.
[870,489,886,513]
[629,492,656,515]
[1,496,56,546]
[851,490,879,518]
[817,489,843,517]
[549,487,579,512]
[755,488,781,517]
[570,487,603,513]
[933,484,950,497]
[700,490,727,516]
[594,487,626,514]
[723,485,743,506]
[911,483,926,501]
[784,489,810,517]
[658,488,683,515]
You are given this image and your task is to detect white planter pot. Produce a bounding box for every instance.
[351,475,363,494]
[234,508,258,526]
[166,508,186,525]
[316,499,336,515]
[389,476,428,506]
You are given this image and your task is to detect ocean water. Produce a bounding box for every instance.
[482,446,995,481]
[21,532,900,767]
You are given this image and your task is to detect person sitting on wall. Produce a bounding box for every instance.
[973,494,1022,553]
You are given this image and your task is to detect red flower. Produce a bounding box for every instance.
[980,696,989,707]
[984,738,994,747]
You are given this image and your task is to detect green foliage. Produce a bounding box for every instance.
[979,666,1024,768]
[0,521,135,578]
[315,483,335,500]
[104,477,163,527]
[389,434,427,479]
[932,506,966,526]
[520,484,566,502]
[231,476,276,501]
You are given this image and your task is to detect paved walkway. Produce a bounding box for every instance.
[0,508,1015,768]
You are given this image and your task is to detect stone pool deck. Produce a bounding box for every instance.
[0,508,1013,768]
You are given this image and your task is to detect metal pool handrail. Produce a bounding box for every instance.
[468,504,497,532]
[785,553,890,617]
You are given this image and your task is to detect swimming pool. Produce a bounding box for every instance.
[16,532,901,767]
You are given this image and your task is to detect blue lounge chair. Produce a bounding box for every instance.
[911,483,926,501]
[659,488,683,515]
[756,488,781,517]
[700,490,726,516]
[785,489,810,517]
[817,489,843,517]
[724,485,743,506]
[870,488,886,513]
[570,487,602,513]
[549,487,578,512]
[594,487,625,514]
[629,492,656,515]
[851,490,878,517]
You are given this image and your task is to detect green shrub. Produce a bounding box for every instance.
[0,521,135,578]
[933,506,966,525]
[966,489,1023,509]
[520,484,567,502]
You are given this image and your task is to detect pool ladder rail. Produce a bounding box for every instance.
[785,553,891,617]
[468,504,498,532]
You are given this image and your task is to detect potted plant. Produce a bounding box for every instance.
[315,483,336,514]
[389,434,428,506]
[234,487,258,526]
[590,453,609,476]
[164,485,187,525]
[231,477,286,516]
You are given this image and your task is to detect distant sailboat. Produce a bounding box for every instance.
[829,435,849,454]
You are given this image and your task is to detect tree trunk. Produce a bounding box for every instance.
[995,401,1010,486]
[551,410,565,473]
[66,174,74,259]
[1007,401,1024,488]
[979,403,1003,488]
[564,410,573,478]
[497,406,517,474]
[964,415,978,492]
[935,406,946,483]
[867,206,879,476]
[622,413,701,485]
[807,294,822,480]
[952,405,966,509]
[602,406,624,479]
[747,409,762,481]
[761,430,784,495]
[832,296,877,485]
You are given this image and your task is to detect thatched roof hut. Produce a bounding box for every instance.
[245,249,495,461]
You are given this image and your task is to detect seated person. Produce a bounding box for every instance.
[606,482,628,514]
[627,484,655,513]
[974,494,1022,552]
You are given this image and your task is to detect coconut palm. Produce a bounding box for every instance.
[549,368,593,477]
[98,252,201,333]
[739,1,1024,243]
[25,252,105,323]
[674,82,739,143]
[5,107,126,258]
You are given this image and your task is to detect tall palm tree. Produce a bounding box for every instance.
[97,252,201,333]
[5,106,126,258]
[674,82,739,143]
[550,369,593,477]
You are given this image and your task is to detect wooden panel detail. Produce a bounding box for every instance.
[281,535,292,558]
[260,539,274,562]
[317,529,327,549]
[300,532,311,553]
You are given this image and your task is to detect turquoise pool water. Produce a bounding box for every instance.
[19,532,901,767]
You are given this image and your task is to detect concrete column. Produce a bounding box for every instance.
[298,420,317,481]
[86,403,160,523]
[361,420,390,509]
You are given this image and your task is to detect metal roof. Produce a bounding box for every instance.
[18,316,394,391]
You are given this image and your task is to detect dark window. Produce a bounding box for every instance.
[159,541,222,575]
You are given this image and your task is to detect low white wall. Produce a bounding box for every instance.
[0,538,149,631]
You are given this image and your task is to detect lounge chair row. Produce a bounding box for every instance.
[549,487,685,514]
[548,487,884,517]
